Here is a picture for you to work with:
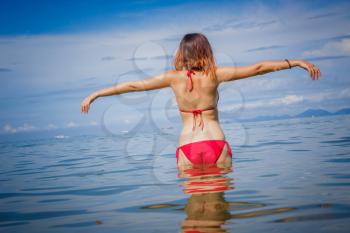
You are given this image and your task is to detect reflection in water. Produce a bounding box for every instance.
[177,163,301,232]
[178,163,233,233]
[142,163,297,232]
[182,192,230,232]
[140,161,350,232]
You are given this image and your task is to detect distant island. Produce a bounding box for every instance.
[236,108,350,122]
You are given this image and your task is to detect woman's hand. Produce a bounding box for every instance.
[80,93,98,114]
[297,60,321,80]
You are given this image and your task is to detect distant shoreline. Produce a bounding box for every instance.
[225,107,350,123]
[1,108,350,141]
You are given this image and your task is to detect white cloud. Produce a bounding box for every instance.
[307,87,350,101]
[2,120,101,134]
[3,124,13,133]
[271,95,304,105]
[47,123,58,130]
[246,95,304,109]
[89,121,98,126]
[302,38,350,57]
[3,123,36,134]
[66,121,79,128]
[221,94,304,111]
[222,87,350,112]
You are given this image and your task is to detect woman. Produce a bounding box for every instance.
[80,33,321,167]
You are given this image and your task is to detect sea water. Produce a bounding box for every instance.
[0,115,349,232]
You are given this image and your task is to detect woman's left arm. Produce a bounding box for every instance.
[256,59,321,80]
[217,59,321,83]
[81,70,174,113]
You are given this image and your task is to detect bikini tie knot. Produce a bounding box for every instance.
[192,109,202,115]
[191,109,204,131]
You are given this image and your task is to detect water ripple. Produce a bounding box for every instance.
[0,210,89,222]
[0,185,139,199]
[1,115,349,231]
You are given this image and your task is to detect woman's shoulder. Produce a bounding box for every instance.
[166,69,182,75]
[163,69,187,81]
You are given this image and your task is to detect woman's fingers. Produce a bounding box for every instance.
[80,101,90,114]
[301,61,321,80]
[85,103,89,113]
[310,67,315,80]
[307,66,314,80]
[314,66,318,79]
[308,67,313,79]
[80,96,92,114]
[310,65,318,80]
[314,67,318,80]
[313,67,321,80]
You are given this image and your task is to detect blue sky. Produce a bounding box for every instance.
[0,0,350,135]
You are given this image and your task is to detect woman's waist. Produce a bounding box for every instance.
[179,121,226,146]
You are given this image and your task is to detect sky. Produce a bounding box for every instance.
[0,0,350,136]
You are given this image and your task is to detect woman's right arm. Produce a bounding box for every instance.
[216,59,321,83]
[80,70,174,113]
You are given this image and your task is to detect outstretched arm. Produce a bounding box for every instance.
[217,59,321,83]
[81,71,174,113]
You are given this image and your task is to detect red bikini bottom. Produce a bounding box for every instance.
[176,140,232,165]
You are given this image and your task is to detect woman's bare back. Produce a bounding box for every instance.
[169,69,226,146]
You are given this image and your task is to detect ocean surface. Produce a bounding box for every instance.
[1,115,350,233]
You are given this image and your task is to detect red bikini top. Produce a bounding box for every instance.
[179,69,217,131]
[186,69,195,92]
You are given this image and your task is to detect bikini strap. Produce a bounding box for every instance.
[186,69,195,92]
[180,107,215,131]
